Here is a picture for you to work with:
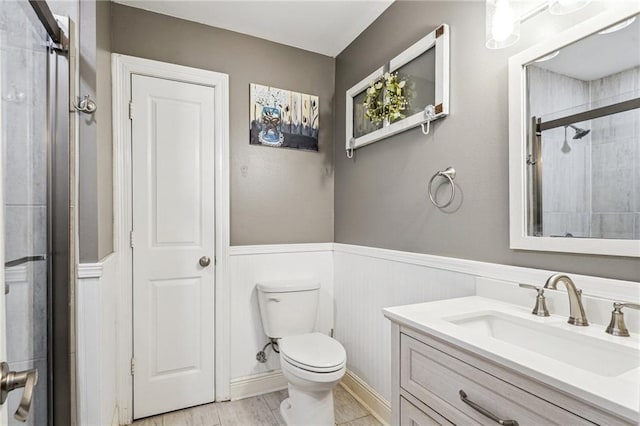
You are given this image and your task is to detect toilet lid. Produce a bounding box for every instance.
[280,333,346,373]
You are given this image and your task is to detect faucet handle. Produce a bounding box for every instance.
[518,284,550,317]
[606,302,640,337]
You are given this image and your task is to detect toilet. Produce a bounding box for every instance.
[256,280,346,426]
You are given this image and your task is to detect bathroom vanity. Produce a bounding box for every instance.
[384,297,639,426]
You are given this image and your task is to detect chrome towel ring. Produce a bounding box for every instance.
[428,167,456,208]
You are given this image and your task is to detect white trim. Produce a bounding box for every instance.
[112,54,231,424]
[4,265,27,284]
[77,262,103,279]
[345,66,384,154]
[508,3,640,258]
[76,266,102,426]
[345,24,450,153]
[229,371,288,401]
[229,243,334,256]
[333,244,639,302]
[341,370,391,426]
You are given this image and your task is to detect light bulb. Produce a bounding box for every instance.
[486,0,520,49]
[492,1,515,42]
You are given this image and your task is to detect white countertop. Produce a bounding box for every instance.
[383,296,640,423]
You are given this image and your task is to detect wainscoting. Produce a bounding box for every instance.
[332,242,639,418]
[228,243,334,383]
[333,244,476,408]
[77,255,119,426]
[75,243,639,425]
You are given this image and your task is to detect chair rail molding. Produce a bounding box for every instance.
[229,243,334,256]
[333,244,639,302]
[77,262,103,279]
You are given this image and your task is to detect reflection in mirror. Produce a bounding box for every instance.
[524,14,639,240]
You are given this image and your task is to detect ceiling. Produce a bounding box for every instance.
[112,0,395,57]
[533,14,640,81]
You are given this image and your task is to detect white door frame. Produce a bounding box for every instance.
[112,54,230,424]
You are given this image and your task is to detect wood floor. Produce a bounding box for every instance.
[132,384,383,426]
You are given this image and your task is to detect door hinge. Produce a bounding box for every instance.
[129,101,134,120]
[129,230,134,248]
[130,358,136,376]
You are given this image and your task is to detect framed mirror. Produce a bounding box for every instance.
[509,4,640,257]
[345,24,449,155]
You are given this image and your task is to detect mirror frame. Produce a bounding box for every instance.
[508,4,640,257]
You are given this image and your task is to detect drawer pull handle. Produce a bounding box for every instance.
[459,390,519,426]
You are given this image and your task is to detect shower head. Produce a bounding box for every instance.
[569,124,590,139]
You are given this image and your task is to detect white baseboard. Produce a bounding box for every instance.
[229,368,391,425]
[341,370,391,426]
[111,406,119,426]
[229,371,288,401]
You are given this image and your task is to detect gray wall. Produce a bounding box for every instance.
[110,3,335,246]
[334,1,639,282]
[57,0,113,263]
[96,0,113,259]
[77,0,99,263]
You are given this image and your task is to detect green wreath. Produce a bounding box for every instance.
[363,72,408,124]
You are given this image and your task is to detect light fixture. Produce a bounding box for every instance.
[534,50,560,62]
[599,16,636,35]
[486,0,520,49]
[548,0,591,16]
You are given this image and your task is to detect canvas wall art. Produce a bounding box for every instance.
[250,83,319,151]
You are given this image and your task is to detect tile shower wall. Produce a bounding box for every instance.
[528,66,591,237]
[528,65,640,239]
[1,1,48,424]
[589,67,640,239]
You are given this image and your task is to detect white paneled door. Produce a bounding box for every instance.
[131,74,215,419]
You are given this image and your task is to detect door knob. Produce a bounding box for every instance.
[0,361,38,422]
[199,256,211,267]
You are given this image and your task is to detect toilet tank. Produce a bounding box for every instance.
[256,280,320,338]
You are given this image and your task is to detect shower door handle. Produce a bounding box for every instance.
[0,361,38,422]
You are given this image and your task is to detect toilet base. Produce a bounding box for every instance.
[280,383,336,426]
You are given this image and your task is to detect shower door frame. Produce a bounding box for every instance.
[32,2,74,424]
[46,21,73,426]
[0,1,72,423]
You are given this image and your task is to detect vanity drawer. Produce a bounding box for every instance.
[400,395,454,426]
[400,333,593,426]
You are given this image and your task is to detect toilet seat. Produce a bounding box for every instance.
[280,333,346,373]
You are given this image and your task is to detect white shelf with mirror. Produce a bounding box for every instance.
[345,24,450,157]
[508,3,640,257]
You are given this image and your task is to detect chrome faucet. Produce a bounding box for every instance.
[544,274,589,326]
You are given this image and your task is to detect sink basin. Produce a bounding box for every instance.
[447,311,640,377]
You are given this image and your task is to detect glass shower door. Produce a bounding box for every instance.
[1,0,49,424]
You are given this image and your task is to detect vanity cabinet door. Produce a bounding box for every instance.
[400,334,594,426]
[400,396,454,426]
